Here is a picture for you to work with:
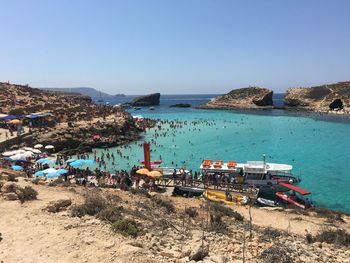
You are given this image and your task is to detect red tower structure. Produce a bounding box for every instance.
[143,142,151,170]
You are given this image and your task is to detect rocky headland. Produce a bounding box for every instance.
[130,93,160,106]
[198,87,273,110]
[284,81,350,113]
[0,82,152,153]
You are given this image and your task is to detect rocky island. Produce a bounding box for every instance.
[284,81,350,113]
[199,87,273,110]
[130,93,160,106]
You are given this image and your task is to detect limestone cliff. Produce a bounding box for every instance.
[284,81,350,112]
[130,93,160,106]
[200,87,273,109]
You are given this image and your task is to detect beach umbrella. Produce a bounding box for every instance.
[36,158,48,163]
[23,147,34,151]
[22,151,34,158]
[31,149,42,154]
[45,145,55,149]
[9,154,27,161]
[42,159,54,165]
[57,169,68,175]
[43,168,57,174]
[2,149,26,156]
[46,171,60,178]
[136,168,150,175]
[34,144,43,149]
[147,170,163,178]
[11,165,23,171]
[70,159,85,167]
[84,159,95,165]
[65,158,77,163]
[1,157,13,161]
[34,170,44,176]
[2,151,15,157]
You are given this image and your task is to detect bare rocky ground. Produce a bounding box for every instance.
[0,176,349,263]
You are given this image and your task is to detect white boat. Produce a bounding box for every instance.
[199,155,300,193]
[257,197,279,207]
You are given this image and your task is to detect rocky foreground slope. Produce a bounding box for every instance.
[0,175,349,263]
[199,87,273,110]
[284,81,350,113]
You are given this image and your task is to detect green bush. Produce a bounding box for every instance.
[152,197,175,213]
[71,192,107,217]
[259,244,293,263]
[314,228,350,247]
[7,174,17,182]
[130,188,151,198]
[208,203,243,221]
[262,227,284,239]
[184,207,198,218]
[112,218,139,237]
[17,186,38,203]
[31,178,40,185]
[97,206,122,223]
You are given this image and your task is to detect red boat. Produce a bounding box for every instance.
[276,182,312,209]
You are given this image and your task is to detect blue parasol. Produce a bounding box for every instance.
[46,171,60,178]
[34,170,44,176]
[11,165,23,171]
[36,158,48,164]
[57,169,69,175]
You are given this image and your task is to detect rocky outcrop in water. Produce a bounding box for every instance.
[169,103,191,108]
[284,81,350,113]
[130,93,160,106]
[199,87,273,109]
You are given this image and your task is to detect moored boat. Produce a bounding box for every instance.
[257,197,279,207]
[204,190,249,205]
[275,183,312,209]
[200,155,300,194]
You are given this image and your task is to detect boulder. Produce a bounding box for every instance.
[3,192,19,201]
[130,93,160,106]
[1,182,19,193]
[44,199,72,213]
[199,87,273,109]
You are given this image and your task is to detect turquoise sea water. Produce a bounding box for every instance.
[92,95,350,213]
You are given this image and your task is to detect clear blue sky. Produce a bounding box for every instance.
[0,0,349,94]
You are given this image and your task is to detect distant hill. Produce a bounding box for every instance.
[41,87,116,98]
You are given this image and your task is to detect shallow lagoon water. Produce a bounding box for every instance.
[92,95,350,213]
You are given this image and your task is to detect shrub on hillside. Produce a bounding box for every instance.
[71,192,107,217]
[130,188,151,198]
[112,218,139,237]
[184,207,198,218]
[259,244,293,263]
[262,227,284,239]
[208,203,244,221]
[17,186,38,203]
[152,196,175,213]
[7,174,17,182]
[314,228,350,247]
[97,206,122,223]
